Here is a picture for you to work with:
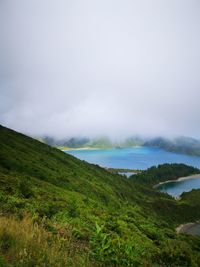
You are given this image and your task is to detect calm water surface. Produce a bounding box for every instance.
[187,223,200,236]
[186,224,200,236]
[118,172,135,178]
[157,176,200,197]
[66,147,200,196]
[66,147,200,170]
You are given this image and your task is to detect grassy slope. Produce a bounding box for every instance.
[0,125,200,266]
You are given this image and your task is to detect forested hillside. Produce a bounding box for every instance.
[131,163,200,185]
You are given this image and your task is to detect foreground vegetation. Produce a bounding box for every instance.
[0,125,200,266]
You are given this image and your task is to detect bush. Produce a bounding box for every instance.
[17,177,34,198]
[68,199,80,218]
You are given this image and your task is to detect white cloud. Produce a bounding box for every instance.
[0,0,200,138]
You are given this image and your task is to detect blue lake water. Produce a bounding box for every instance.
[66,147,200,196]
[157,176,200,197]
[118,172,136,178]
[185,223,200,236]
[65,147,200,170]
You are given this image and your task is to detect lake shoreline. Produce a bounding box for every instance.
[62,147,101,151]
[106,168,141,173]
[176,221,200,235]
[61,146,142,151]
[153,173,200,189]
[64,146,200,171]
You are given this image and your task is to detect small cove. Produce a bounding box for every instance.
[176,221,200,236]
[156,175,200,198]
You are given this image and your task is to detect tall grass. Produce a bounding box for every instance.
[0,215,93,267]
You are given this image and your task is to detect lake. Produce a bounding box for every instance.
[66,146,200,234]
[185,223,200,236]
[177,221,200,236]
[157,176,200,198]
[65,147,200,170]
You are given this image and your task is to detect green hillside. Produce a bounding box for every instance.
[0,125,200,266]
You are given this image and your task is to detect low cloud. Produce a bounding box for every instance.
[0,0,200,139]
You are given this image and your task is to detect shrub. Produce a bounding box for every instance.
[68,199,80,218]
[17,177,34,199]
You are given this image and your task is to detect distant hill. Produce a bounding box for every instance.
[41,134,200,157]
[42,136,145,149]
[42,136,91,148]
[1,125,200,266]
[144,136,200,156]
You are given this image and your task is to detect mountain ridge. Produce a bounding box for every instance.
[39,134,200,156]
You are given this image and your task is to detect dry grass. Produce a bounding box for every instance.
[0,215,93,267]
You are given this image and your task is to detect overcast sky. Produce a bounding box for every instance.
[0,0,200,139]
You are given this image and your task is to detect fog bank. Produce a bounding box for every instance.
[0,0,200,139]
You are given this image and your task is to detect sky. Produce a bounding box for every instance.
[0,0,200,139]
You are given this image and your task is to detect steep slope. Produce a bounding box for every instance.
[0,125,200,267]
[0,125,138,206]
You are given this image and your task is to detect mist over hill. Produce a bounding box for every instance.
[144,136,200,156]
[41,135,200,156]
[42,136,144,149]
